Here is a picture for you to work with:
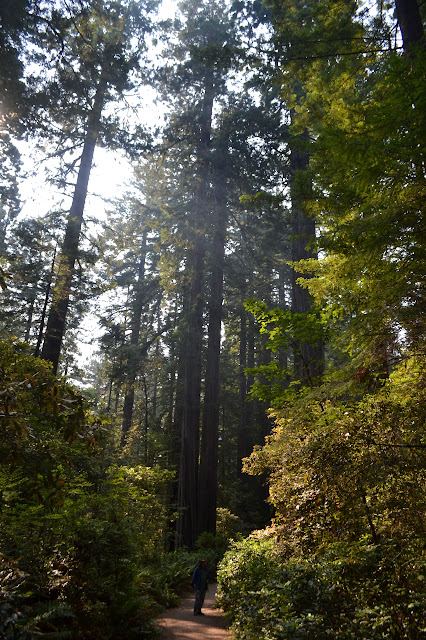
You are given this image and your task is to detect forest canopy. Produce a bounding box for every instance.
[0,0,425,637]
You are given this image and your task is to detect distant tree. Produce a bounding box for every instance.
[0,135,22,255]
[0,216,59,344]
[38,0,157,373]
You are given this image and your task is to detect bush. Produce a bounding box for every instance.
[0,340,172,639]
[138,550,199,610]
[217,535,426,639]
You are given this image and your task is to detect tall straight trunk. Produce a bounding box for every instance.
[34,245,57,358]
[237,271,254,470]
[394,0,424,52]
[142,374,149,464]
[177,236,205,549]
[246,275,255,436]
[177,75,214,550]
[237,302,248,472]
[198,174,227,536]
[24,297,35,343]
[171,328,185,550]
[121,230,147,446]
[290,123,324,384]
[171,299,185,471]
[152,303,162,420]
[278,260,290,374]
[41,81,106,373]
[107,377,113,413]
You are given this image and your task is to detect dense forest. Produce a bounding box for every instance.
[0,0,425,637]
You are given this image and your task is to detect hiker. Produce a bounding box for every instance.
[191,557,209,615]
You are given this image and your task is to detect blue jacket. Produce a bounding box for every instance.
[192,565,209,591]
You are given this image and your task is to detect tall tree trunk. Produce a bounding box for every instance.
[107,376,113,413]
[177,75,214,550]
[41,80,106,373]
[142,374,149,464]
[152,303,162,420]
[177,236,205,549]
[237,301,248,472]
[121,230,147,446]
[394,0,424,52]
[198,171,227,536]
[171,324,185,550]
[24,296,35,343]
[278,259,290,374]
[171,299,185,473]
[290,124,324,384]
[34,245,57,358]
[237,274,255,473]
[246,275,255,439]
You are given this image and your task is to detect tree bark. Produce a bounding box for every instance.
[41,80,106,373]
[34,245,56,358]
[198,169,227,536]
[237,302,248,471]
[177,239,205,549]
[177,74,214,550]
[394,0,424,52]
[24,297,35,343]
[121,230,147,446]
[246,276,255,439]
[290,124,324,384]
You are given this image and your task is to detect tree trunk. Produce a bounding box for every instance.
[394,0,424,52]
[121,230,147,446]
[24,296,35,343]
[246,277,255,439]
[177,236,205,549]
[41,80,106,373]
[237,302,248,471]
[171,326,185,550]
[152,303,162,420]
[290,124,324,384]
[198,171,227,536]
[278,259,290,374]
[177,75,214,550]
[34,245,57,358]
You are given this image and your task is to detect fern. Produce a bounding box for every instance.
[19,601,75,639]
[0,467,25,498]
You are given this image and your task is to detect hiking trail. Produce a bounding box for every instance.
[156,583,231,639]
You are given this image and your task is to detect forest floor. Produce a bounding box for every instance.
[156,583,231,640]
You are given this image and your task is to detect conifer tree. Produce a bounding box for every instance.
[38,0,157,373]
[156,0,237,548]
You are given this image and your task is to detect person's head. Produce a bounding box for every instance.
[199,557,206,568]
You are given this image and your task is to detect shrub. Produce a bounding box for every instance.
[139,550,199,609]
[217,535,426,639]
[0,340,173,638]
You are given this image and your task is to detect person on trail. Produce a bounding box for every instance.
[191,557,209,616]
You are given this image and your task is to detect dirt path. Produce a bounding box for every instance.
[156,584,231,640]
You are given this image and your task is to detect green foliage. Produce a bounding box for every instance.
[0,339,174,638]
[195,531,229,576]
[137,550,199,609]
[244,298,326,401]
[245,299,325,353]
[287,22,426,365]
[217,535,425,639]
[244,356,425,548]
[235,16,425,638]
[216,506,244,540]
[195,508,246,574]
[225,351,426,638]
